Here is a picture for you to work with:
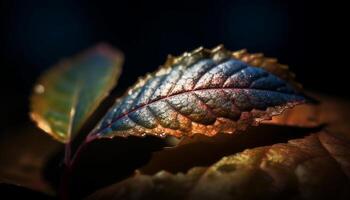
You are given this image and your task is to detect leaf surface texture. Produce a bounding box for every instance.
[91,46,305,139]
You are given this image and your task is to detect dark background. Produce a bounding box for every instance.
[0,0,347,133]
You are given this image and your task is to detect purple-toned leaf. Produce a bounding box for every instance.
[89,45,306,140]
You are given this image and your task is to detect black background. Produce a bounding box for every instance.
[0,0,348,133]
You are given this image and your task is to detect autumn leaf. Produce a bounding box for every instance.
[88,45,306,140]
[30,44,124,143]
[86,130,350,200]
[263,93,350,135]
[84,93,350,200]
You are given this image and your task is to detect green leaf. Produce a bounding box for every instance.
[30,44,123,143]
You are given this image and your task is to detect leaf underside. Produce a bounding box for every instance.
[87,131,350,200]
[30,44,123,143]
[91,45,305,139]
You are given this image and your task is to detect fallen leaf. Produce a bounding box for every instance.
[139,124,323,175]
[30,43,124,143]
[89,45,306,140]
[86,131,350,200]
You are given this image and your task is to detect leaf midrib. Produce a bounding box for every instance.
[94,87,300,135]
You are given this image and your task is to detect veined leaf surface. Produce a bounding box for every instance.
[30,44,123,143]
[90,45,306,139]
[87,131,350,200]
